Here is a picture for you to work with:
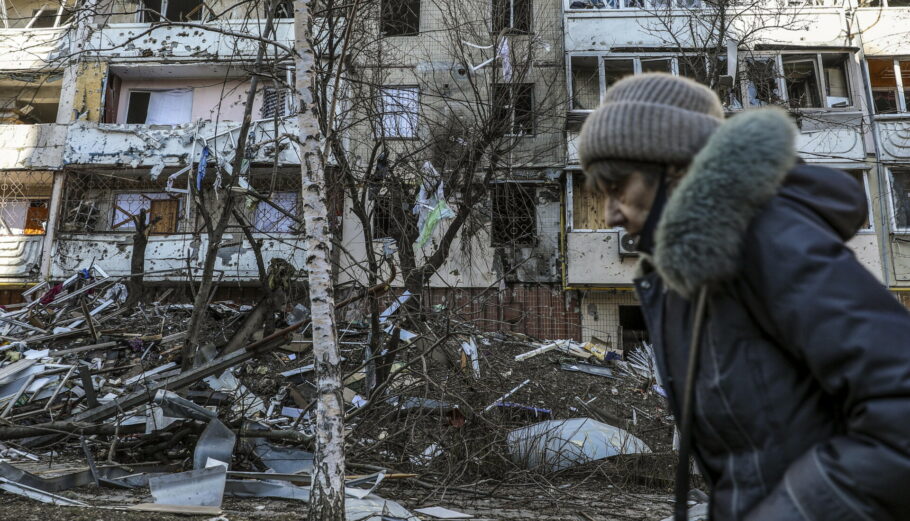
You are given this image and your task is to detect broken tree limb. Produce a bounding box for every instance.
[0,421,146,441]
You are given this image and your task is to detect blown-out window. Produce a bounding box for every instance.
[493,0,531,34]
[491,183,536,246]
[890,169,910,232]
[379,87,419,138]
[493,83,534,135]
[867,58,910,114]
[381,0,420,36]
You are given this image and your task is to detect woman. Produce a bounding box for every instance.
[578,73,910,520]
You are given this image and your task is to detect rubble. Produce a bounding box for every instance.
[0,271,679,519]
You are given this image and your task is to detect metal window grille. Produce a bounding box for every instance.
[491,183,536,247]
[0,171,53,236]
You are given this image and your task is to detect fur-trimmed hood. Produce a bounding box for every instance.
[652,108,868,298]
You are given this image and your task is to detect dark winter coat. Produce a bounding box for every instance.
[634,108,910,520]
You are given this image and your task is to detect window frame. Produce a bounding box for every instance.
[866,57,909,115]
[110,192,183,234]
[378,86,420,139]
[742,52,855,110]
[563,0,702,10]
[138,0,207,23]
[887,167,910,234]
[380,0,421,36]
[490,181,538,247]
[493,82,536,136]
[252,191,299,233]
[565,171,623,232]
[492,0,533,34]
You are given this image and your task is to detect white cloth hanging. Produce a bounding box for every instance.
[145,89,193,125]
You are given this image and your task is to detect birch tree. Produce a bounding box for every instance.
[295,0,346,518]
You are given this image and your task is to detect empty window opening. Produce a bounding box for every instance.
[379,87,419,138]
[868,58,910,114]
[493,83,534,135]
[491,183,536,247]
[678,56,709,84]
[372,194,397,240]
[571,56,600,110]
[141,0,204,22]
[783,55,823,108]
[492,0,531,34]
[380,0,420,36]
[275,0,293,17]
[253,192,298,233]
[603,59,635,89]
[28,6,73,28]
[891,169,910,231]
[745,58,781,107]
[618,305,649,352]
[641,57,672,74]
[112,193,181,234]
[126,89,193,125]
[822,54,851,107]
[0,81,62,124]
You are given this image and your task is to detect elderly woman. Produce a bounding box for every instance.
[577,73,910,520]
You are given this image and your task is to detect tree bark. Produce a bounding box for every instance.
[295,1,346,519]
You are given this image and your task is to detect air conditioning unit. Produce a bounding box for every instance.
[618,231,640,257]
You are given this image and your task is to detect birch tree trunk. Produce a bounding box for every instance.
[294,2,346,519]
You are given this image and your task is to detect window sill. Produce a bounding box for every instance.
[873,113,910,121]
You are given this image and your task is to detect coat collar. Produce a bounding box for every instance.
[652,108,798,298]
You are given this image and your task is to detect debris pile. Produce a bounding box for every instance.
[0,277,678,519]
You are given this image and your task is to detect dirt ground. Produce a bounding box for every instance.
[0,480,674,521]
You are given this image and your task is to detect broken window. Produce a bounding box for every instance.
[641,57,672,74]
[570,56,600,110]
[379,87,419,138]
[783,55,823,108]
[678,56,709,85]
[371,194,397,239]
[125,89,193,125]
[571,174,608,230]
[380,0,420,36]
[492,0,531,34]
[0,78,62,124]
[261,87,289,119]
[491,183,536,247]
[822,54,851,107]
[745,58,781,107]
[493,83,534,135]
[603,59,634,89]
[0,200,49,235]
[619,305,649,352]
[253,192,298,233]
[867,58,910,114]
[140,0,204,22]
[28,6,73,28]
[112,193,181,234]
[890,169,910,231]
[275,0,293,17]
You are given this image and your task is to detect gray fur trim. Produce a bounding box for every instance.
[653,108,797,298]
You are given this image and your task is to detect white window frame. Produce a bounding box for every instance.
[565,171,623,232]
[494,0,533,33]
[137,0,208,23]
[867,57,908,114]
[378,86,420,139]
[742,52,855,110]
[567,53,708,112]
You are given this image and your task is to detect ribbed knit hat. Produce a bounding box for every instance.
[577,73,724,169]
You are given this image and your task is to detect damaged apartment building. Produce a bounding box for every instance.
[1,0,909,353]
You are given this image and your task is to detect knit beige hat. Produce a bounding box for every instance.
[577,73,724,169]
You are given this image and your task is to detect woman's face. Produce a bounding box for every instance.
[601,170,659,235]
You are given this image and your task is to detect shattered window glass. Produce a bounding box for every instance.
[493,83,535,135]
[821,54,851,107]
[745,58,781,107]
[603,59,634,89]
[783,55,823,108]
[868,58,900,114]
[493,0,532,34]
[491,183,536,247]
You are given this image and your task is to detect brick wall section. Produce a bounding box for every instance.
[414,285,582,341]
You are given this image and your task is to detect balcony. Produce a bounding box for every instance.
[0,27,67,69]
[876,115,910,162]
[51,233,306,282]
[65,118,300,168]
[87,19,294,61]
